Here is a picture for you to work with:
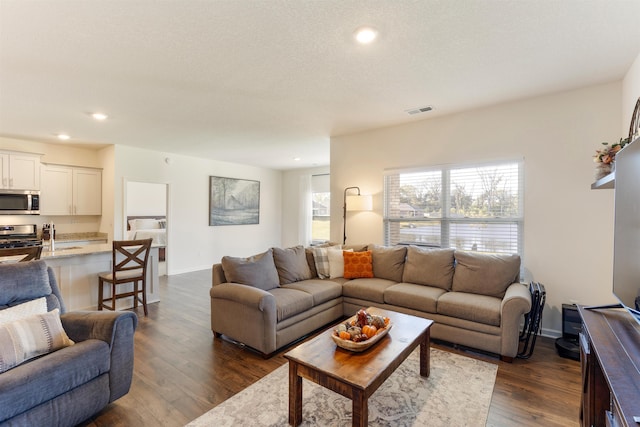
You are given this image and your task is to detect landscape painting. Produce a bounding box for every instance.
[209,176,260,226]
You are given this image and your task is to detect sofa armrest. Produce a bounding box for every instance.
[499,282,532,358]
[210,282,275,313]
[210,282,277,354]
[60,311,137,402]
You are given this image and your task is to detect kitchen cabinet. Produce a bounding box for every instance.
[0,152,41,190]
[40,165,102,215]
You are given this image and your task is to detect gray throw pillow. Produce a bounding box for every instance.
[402,246,455,290]
[221,249,280,291]
[451,250,521,298]
[272,246,313,285]
[370,245,407,282]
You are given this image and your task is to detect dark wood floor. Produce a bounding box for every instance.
[83,269,581,427]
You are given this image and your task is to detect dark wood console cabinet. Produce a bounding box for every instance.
[578,306,640,427]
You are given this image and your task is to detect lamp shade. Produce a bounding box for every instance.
[346,194,372,211]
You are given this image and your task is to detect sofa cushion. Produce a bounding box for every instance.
[452,251,521,298]
[0,297,47,326]
[370,245,407,282]
[437,292,502,326]
[305,248,318,278]
[272,246,313,285]
[0,261,51,306]
[343,250,374,279]
[282,279,342,306]
[0,309,74,374]
[402,246,455,290]
[221,249,280,291]
[342,278,397,304]
[384,283,446,313]
[269,288,314,322]
[0,339,109,422]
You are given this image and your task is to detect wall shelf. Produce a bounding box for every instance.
[591,171,615,190]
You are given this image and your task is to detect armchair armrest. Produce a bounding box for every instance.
[61,311,138,344]
[60,311,137,402]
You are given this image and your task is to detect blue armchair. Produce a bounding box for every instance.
[0,260,137,426]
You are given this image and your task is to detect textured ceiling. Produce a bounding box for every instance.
[1,0,639,170]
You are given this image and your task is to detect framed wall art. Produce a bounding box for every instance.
[209,176,260,226]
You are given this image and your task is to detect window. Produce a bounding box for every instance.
[384,160,523,255]
[311,174,330,244]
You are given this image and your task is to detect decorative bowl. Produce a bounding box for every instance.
[331,323,392,352]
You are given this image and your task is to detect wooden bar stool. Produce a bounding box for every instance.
[98,239,152,316]
[0,246,43,262]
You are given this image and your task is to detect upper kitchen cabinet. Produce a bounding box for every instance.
[40,164,102,215]
[0,152,41,190]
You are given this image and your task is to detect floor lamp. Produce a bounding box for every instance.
[343,186,373,244]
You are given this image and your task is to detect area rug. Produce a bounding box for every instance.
[187,348,497,427]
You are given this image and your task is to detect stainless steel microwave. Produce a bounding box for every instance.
[0,190,40,215]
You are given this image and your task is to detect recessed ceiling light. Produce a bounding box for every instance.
[57,133,70,140]
[293,157,301,161]
[91,112,108,121]
[354,26,378,44]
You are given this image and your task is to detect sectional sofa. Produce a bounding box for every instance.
[210,244,532,361]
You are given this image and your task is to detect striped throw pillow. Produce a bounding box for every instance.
[0,309,74,373]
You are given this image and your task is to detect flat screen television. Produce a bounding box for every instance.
[611,136,640,325]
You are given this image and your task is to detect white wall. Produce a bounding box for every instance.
[281,166,330,247]
[113,145,282,274]
[622,51,640,136]
[126,182,167,216]
[330,82,622,336]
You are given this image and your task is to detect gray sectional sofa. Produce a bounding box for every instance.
[210,244,532,361]
[0,260,137,426]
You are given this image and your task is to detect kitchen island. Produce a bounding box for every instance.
[41,243,160,312]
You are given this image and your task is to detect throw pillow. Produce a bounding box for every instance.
[451,251,521,298]
[221,249,280,291]
[272,246,313,285]
[312,246,337,279]
[370,245,407,282]
[402,246,455,290]
[0,297,48,326]
[0,309,74,373]
[328,247,353,279]
[343,250,374,279]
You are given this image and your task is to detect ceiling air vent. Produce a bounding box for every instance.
[405,106,433,115]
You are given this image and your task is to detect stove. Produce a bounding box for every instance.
[0,224,42,248]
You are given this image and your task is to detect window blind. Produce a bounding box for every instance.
[384,160,523,255]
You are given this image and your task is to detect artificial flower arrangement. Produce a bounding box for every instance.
[593,137,630,164]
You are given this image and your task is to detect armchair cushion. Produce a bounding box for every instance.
[0,339,109,421]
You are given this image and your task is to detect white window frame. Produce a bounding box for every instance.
[383,160,524,256]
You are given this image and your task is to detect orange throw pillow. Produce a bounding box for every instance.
[343,250,374,279]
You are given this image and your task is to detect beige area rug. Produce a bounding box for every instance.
[187,348,498,427]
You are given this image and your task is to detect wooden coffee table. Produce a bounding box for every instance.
[284,307,433,427]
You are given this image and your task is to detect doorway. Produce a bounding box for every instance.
[125,181,169,276]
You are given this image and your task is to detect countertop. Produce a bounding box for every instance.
[41,243,113,259]
[41,242,162,260]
